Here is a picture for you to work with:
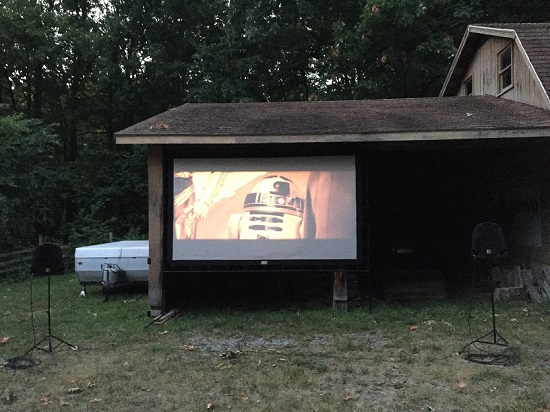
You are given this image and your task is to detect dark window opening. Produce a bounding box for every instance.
[498,45,512,93]
[463,76,473,96]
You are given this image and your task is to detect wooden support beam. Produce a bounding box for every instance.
[333,270,347,311]
[148,145,164,317]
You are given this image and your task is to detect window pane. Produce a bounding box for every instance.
[501,69,512,89]
[500,48,511,69]
[463,77,473,95]
[498,46,512,92]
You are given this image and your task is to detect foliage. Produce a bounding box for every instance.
[479,0,550,23]
[189,0,313,102]
[316,0,482,99]
[68,144,148,247]
[0,114,63,249]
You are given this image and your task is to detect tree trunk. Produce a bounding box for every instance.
[33,63,44,118]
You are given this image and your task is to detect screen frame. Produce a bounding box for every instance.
[163,148,363,270]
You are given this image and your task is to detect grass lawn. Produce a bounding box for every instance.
[1,273,550,411]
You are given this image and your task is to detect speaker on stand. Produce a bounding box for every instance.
[22,244,77,359]
[459,222,518,365]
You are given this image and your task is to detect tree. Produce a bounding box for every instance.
[188,0,335,102]
[0,0,60,117]
[0,114,64,249]
[479,0,550,23]
[68,143,148,246]
[317,0,482,99]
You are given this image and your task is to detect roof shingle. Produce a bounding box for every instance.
[115,95,550,144]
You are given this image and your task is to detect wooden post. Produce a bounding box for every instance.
[333,270,347,311]
[148,145,164,317]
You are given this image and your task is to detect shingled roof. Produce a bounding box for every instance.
[115,95,550,145]
[440,23,550,104]
[497,23,550,98]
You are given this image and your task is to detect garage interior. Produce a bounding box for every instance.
[367,138,550,300]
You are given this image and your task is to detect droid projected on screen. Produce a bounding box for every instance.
[228,175,306,239]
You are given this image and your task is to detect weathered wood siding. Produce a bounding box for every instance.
[460,37,549,109]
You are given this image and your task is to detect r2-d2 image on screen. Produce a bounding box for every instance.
[228,175,306,239]
[171,156,358,261]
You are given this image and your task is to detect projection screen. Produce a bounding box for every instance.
[172,156,357,261]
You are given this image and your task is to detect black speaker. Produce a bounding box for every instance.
[471,222,508,258]
[31,244,65,276]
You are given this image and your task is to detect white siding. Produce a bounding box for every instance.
[459,37,548,109]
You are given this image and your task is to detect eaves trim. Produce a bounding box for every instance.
[116,128,550,145]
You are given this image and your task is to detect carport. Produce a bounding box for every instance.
[115,95,550,316]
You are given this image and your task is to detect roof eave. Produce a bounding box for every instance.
[439,26,473,97]
[467,25,517,38]
[115,128,550,145]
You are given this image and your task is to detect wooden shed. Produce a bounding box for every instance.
[116,95,550,316]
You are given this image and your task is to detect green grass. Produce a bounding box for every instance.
[2,273,550,411]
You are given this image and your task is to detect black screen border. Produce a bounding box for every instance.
[163,145,364,271]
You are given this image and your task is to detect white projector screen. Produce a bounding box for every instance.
[172,156,357,261]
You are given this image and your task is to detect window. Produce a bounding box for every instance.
[498,45,512,93]
[463,76,473,96]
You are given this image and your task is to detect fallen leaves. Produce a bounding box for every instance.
[40,394,52,405]
[149,121,170,131]
[234,392,249,402]
[309,402,320,411]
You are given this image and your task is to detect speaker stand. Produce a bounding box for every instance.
[458,287,519,365]
[23,274,77,361]
[461,289,508,350]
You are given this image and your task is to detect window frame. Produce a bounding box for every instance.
[462,76,473,96]
[498,44,513,94]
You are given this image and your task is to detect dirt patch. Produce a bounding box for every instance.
[184,330,387,353]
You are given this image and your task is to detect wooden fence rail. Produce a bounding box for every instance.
[0,246,72,276]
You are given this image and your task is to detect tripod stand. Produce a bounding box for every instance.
[460,276,508,348]
[459,283,516,364]
[23,271,77,357]
[459,223,517,365]
[22,244,76,360]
